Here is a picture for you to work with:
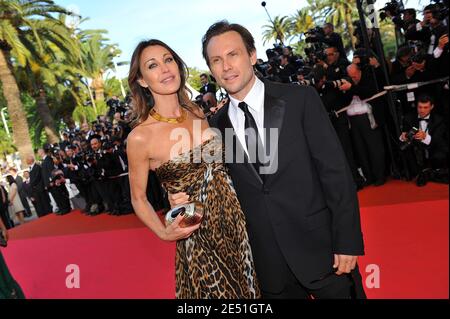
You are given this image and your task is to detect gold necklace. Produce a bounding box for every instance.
[150,107,187,124]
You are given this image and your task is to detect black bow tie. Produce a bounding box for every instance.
[419,118,429,122]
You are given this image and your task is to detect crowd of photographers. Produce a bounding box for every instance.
[248,1,449,189]
[1,96,166,227]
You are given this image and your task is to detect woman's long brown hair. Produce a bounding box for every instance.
[128,39,201,127]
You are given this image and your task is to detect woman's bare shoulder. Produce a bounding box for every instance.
[127,123,158,150]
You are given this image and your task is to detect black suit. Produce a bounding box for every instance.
[209,80,365,298]
[200,82,216,95]
[29,163,52,217]
[402,111,448,174]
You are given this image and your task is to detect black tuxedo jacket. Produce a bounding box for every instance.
[41,156,55,189]
[402,111,449,156]
[200,83,217,95]
[29,163,45,193]
[209,80,364,292]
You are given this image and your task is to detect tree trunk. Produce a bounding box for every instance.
[0,49,34,168]
[345,10,357,50]
[92,74,104,102]
[36,89,59,144]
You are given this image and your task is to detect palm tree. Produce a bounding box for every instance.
[78,31,121,103]
[262,15,292,45]
[0,40,32,161]
[0,0,75,161]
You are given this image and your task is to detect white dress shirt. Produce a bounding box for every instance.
[419,114,432,145]
[228,77,265,154]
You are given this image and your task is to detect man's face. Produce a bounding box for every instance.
[323,25,332,36]
[347,64,361,84]
[403,12,413,22]
[325,48,339,65]
[23,171,30,179]
[90,139,101,152]
[424,10,433,23]
[200,75,208,86]
[66,149,74,157]
[206,31,257,101]
[417,101,433,118]
[399,53,411,65]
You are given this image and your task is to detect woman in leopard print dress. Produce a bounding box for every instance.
[127,39,260,298]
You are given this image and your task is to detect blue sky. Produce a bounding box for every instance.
[57,0,425,79]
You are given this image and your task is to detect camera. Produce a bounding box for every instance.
[430,0,449,22]
[305,26,325,43]
[380,0,405,21]
[400,127,419,151]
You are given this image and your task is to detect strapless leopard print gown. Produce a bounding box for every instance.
[155,136,260,299]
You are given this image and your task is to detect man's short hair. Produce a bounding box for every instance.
[200,73,208,79]
[403,8,416,18]
[202,20,256,65]
[324,23,334,30]
[396,45,412,59]
[417,94,434,105]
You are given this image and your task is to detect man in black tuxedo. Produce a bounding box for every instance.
[171,21,365,299]
[25,155,52,217]
[400,94,448,186]
[199,73,217,95]
[38,146,71,215]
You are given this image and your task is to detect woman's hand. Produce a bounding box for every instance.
[168,192,190,208]
[159,213,201,241]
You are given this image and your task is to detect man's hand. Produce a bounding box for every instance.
[168,192,190,208]
[400,132,408,142]
[369,56,380,68]
[405,65,416,78]
[438,34,449,49]
[414,130,427,141]
[333,254,358,275]
[338,79,352,91]
[159,212,201,241]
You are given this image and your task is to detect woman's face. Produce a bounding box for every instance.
[137,45,181,97]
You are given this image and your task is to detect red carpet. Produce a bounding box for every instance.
[1,180,448,299]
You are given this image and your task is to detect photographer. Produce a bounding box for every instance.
[49,155,71,215]
[339,59,387,186]
[400,94,448,186]
[89,137,118,215]
[63,145,89,211]
[278,54,298,83]
[106,96,125,119]
[307,23,347,60]
[199,73,217,95]
[405,4,448,57]
[39,146,71,215]
[393,8,420,33]
[391,46,436,113]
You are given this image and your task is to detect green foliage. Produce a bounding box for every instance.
[187,67,208,92]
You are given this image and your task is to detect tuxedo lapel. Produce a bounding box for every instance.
[261,82,286,184]
[215,102,263,184]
